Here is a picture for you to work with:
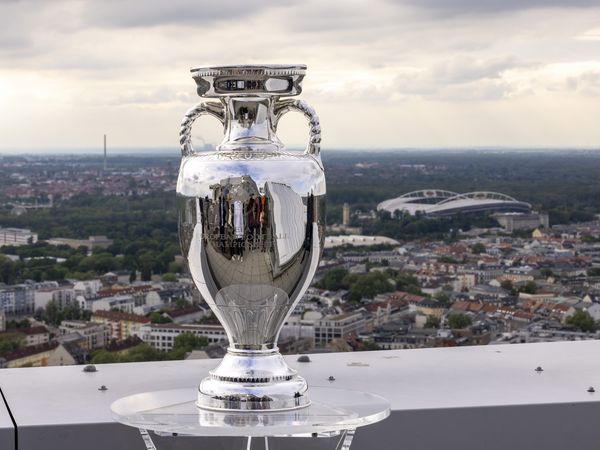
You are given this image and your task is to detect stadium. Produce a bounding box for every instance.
[377,190,532,217]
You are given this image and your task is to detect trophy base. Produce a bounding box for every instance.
[197,350,310,411]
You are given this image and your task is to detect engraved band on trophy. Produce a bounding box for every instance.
[176,65,326,411]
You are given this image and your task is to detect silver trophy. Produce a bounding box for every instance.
[177,65,325,411]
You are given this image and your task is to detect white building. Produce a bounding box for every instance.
[34,287,77,310]
[86,295,135,313]
[314,311,367,346]
[20,326,50,347]
[136,323,227,352]
[325,235,400,249]
[0,227,38,247]
[59,320,110,350]
[281,314,317,343]
[578,303,600,322]
[0,284,35,315]
[494,212,550,232]
[73,280,103,298]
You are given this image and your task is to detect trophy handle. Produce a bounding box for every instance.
[179,102,226,156]
[273,99,321,156]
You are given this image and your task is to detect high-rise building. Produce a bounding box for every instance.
[342,202,350,226]
[0,285,35,315]
[103,134,107,171]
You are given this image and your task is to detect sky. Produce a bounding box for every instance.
[1,0,600,151]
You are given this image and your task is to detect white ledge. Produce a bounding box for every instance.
[1,340,600,450]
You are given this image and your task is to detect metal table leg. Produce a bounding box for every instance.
[335,428,356,450]
[140,427,354,449]
[246,436,270,450]
[139,429,157,450]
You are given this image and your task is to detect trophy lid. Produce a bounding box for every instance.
[190,64,306,98]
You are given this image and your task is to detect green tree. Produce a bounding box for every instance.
[448,313,472,329]
[173,332,208,350]
[424,316,440,328]
[439,255,458,264]
[471,243,486,254]
[347,271,395,302]
[168,262,184,273]
[434,291,451,307]
[357,340,380,351]
[141,265,152,281]
[316,267,349,291]
[500,279,514,293]
[519,281,538,294]
[175,298,192,309]
[148,312,172,324]
[0,256,18,284]
[90,349,120,364]
[6,319,31,329]
[121,344,164,362]
[587,267,600,277]
[566,310,597,333]
[395,272,421,293]
[162,272,177,282]
[0,333,25,353]
[169,332,209,359]
[44,300,62,326]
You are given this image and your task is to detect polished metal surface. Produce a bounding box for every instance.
[177,64,325,411]
[190,64,306,97]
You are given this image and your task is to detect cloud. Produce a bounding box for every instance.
[429,56,528,84]
[383,56,534,101]
[2,0,600,148]
[0,1,40,51]
[308,56,530,103]
[79,0,291,28]
[575,27,600,40]
[398,0,600,15]
[104,86,195,106]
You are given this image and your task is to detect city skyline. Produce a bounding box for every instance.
[2,0,600,151]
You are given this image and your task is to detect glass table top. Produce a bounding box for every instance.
[111,386,390,437]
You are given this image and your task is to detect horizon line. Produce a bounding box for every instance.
[1,146,600,155]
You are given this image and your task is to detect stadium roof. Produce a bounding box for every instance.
[377,190,531,217]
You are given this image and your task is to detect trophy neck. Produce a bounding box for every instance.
[191,64,306,97]
[217,96,284,152]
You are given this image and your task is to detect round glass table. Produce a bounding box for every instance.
[111,386,390,449]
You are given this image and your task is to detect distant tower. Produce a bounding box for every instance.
[103,134,107,171]
[342,202,350,226]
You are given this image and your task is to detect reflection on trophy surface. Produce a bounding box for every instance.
[177,65,325,411]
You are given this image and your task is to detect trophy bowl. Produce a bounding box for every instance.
[176,65,325,411]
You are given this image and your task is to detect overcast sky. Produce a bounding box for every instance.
[2,0,600,151]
